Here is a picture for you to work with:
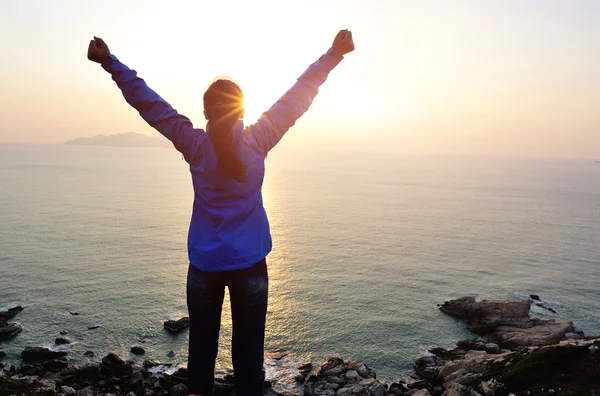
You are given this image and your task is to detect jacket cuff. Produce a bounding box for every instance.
[101,54,120,73]
[324,47,344,69]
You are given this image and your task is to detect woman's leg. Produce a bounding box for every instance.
[228,258,269,396]
[186,264,225,395]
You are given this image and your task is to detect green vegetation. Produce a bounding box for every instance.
[462,342,600,396]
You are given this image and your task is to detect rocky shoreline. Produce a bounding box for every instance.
[1,297,599,396]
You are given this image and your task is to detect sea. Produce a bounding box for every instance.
[1,143,599,385]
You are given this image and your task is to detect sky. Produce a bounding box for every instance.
[1,0,599,158]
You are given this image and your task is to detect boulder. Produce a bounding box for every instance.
[100,352,132,378]
[42,358,69,371]
[0,322,23,340]
[163,317,190,334]
[55,337,72,345]
[0,306,24,321]
[169,382,188,396]
[130,346,145,355]
[21,347,67,362]
[60,385,77,396]
[143,359,160,368]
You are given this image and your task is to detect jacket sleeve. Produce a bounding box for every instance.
[102,55,202,160]
[244,48,344,156]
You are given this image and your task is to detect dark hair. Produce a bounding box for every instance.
[203,79,247,183]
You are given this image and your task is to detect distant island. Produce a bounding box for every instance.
[65,132,171,148]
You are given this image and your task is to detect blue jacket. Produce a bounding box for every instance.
[102,48,343,271]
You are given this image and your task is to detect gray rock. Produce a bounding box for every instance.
[389,382,409,395]
[323,365,345,376]
[169,382,187,396]
[75,388,96,396]
[336,387,353,396]
[344,369,359,380]
[60,385,77,396]
[484,343,501,354]
[357,364,372,378]
[55,337,72,345]
[326,375,344,384]
[324,382,339,390]
[412,390,432,396]
[372,384,388,396]
[359,377,376,387]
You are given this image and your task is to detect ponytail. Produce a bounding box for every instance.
[203,79,247,183]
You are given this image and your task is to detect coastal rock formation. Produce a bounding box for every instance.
[21,347,67,362]
[438,296,583,348]
[0,297,598,395]
[0,322,22,341]
[303,356,388,396]
[414,337,600,396]
[0,306,24,341]
[163,317,190,334]
[0,306,24,321]
[401,296,600,395]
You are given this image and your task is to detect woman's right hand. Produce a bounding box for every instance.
[87,36,110,64]
[332,29,355,55]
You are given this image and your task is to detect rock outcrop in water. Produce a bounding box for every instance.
[0,306,24,341]
[163,317,190,334]
[1,297,599,395]
[437,296,584,348]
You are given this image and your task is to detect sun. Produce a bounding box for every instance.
[240,89,278,125]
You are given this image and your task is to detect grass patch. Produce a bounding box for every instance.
[461,344,600,396]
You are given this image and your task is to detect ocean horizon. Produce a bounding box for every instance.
[1,143,599,383]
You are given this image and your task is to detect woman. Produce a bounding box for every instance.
[87,29,354,396]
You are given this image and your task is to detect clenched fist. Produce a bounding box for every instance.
[87,36,110,64]
[332,29,355,56]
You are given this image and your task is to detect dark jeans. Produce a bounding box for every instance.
[186,259,268,396]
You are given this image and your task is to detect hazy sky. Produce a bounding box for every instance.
[1,0,599,158]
